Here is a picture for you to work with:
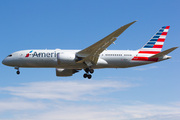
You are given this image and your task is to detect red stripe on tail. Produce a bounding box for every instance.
[157,38,165,42]
[153,45,163,48]
[165,26,170,29]
[161,32,167,35]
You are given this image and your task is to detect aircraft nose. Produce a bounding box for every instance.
[2,59,7,65]
[2,58,12,66]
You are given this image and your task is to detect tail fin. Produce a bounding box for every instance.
[138,26,170,56]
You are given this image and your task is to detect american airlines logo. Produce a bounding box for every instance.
[25,51,57,58]
[25,50,33,57]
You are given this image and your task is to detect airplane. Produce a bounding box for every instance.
[2,21,178,79]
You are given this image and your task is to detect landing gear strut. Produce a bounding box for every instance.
[83,68,94,79]
[15,66,20,75]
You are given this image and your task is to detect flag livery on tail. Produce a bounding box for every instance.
[141,26,169,50]
[132,26,170,62]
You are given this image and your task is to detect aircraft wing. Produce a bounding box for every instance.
[76,20,137,64]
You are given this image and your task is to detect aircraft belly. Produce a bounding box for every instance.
[18,58,57,68]
[103,57,130,68]
[128,60,155,67]
[57,63,86,69]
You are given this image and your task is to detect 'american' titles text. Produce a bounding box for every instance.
[32,51,57,57]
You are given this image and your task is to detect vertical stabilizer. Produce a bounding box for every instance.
[132,26,170,62]
[138,26,170,56]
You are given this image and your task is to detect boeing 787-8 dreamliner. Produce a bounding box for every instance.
[2,21,178,79]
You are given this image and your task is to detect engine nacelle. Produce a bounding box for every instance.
[57,52,76,65]
[56,68,78,76]
[96,58,108,66]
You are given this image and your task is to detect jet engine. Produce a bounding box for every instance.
[57,52,76,65]
[56,68,79,76]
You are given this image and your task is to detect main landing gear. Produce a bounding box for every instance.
[15,66,20,75]
[83,68,94,79]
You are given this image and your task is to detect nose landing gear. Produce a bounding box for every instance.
[15,66,20,75]
[83,68,94,79]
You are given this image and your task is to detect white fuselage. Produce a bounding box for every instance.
[2,49,168,69]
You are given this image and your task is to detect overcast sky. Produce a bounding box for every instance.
[0,0,180,120]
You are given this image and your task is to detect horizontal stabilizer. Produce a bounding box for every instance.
[149,47,178,58]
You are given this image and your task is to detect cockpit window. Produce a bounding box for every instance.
[7,54,12,57]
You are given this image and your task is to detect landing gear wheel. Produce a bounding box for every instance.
[84,68,94,74]
[16,71,20,75]
[83,73,88,78]
[87,74,92,79]
[84,68,89,73]
[83,73,92,79]
[89,69,94,74]
[83,68,94,79]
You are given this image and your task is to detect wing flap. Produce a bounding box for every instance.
[76,54,99,64]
